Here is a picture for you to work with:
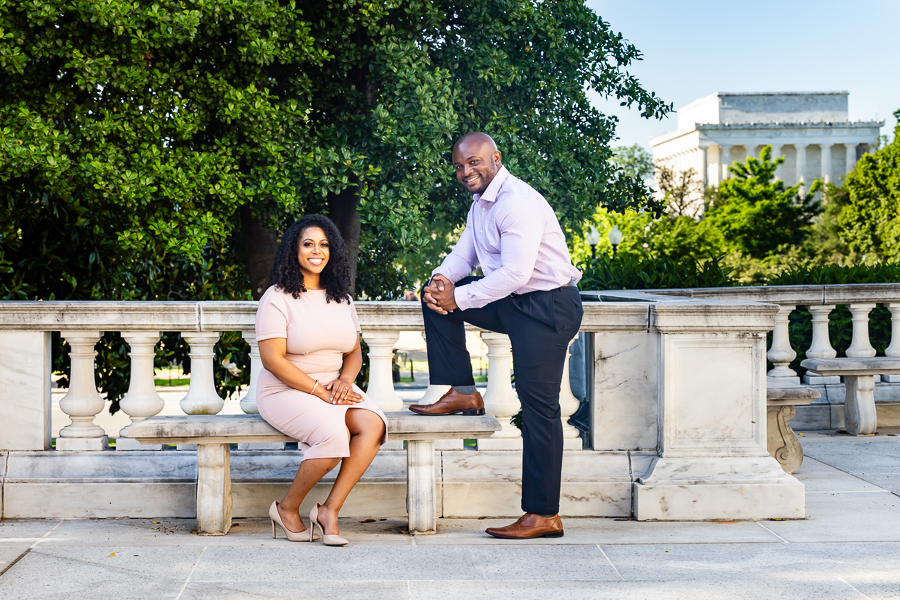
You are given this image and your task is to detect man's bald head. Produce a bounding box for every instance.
[451,132,503,195]
[452,132,498,155]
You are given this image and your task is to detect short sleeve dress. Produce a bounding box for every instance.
[255,286,388,459]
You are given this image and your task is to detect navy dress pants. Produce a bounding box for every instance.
[422,276,584,515]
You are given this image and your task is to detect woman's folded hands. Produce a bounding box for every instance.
[322,377,363,405]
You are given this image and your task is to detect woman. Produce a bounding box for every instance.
[256,214,387,546]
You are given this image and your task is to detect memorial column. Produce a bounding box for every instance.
[820,143,833,184]
[720,144,732,181]
[845,143,858,175]
[699,146,709,189]
[795,144,808,194]
[771,145,783,180]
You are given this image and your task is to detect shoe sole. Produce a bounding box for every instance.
[408,408,485,416]
[484,530,564,539]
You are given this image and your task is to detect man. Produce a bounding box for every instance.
[409,132,583,539]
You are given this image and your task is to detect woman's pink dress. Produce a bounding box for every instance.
[255,286,387,459]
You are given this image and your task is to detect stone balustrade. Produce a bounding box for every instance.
[640,284,900,429]
[0,300,586,455]
[0,292,823,521]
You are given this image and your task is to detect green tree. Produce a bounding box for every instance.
[705,146,821,259]
[0,0,330,299]
[839,109,900,261]
[656,165,703,218]
[296,0,673,298]
[2,0,671,303]
[612,144,655,183]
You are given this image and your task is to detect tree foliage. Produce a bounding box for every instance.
[1,0,672,304]
[0,0,327,276]
[656,165,702,218]
[612,143,654,183]
[839,109,900,261]
[705,146,821,259]
[299,0,673,297]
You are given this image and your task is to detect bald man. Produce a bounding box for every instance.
[409,132,584,539]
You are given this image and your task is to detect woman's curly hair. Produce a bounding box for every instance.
[270,215,353,304]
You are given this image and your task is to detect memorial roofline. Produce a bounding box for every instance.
[695,120,884,129]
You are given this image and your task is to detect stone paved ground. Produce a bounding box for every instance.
[2,430,900,599]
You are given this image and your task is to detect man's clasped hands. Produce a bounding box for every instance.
[423,274,457,315]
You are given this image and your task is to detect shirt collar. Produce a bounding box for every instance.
[474,166,509,203]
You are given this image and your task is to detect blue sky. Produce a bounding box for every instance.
[585,0,900,149]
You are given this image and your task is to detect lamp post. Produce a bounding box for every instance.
[586,226,600,259]
[608,224,623,257]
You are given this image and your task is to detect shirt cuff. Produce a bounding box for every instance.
[453,285,474,312]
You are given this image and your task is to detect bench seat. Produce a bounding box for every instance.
[801,357,900,436]
[128,412,500,535]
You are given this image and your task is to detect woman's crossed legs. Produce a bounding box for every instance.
[277,408,386,535]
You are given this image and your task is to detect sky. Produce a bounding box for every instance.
[585,0,900,150]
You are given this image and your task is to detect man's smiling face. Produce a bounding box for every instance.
[451,134,502,195]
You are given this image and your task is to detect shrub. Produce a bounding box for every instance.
[578,253,736,291]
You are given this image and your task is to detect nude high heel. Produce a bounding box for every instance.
[309,503,348,546]
[269,501,316,542]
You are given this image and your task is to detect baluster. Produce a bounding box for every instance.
[178,332,224,451]
[883,303,900,383]
[116,331,165,450]
[803,305,840,385]
[361,330,403,412]
[767,305,799,383]
[179,332,225,415]
[362,330,404,450]
[237,331,284,450]
[559,336,583,449]
[57,331,108,451]
[846,304,876,358]
[477,332,522,450]
[239,331,261,415]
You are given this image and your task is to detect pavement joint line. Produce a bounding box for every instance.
[756,522,790,543]
[0,519,64,578]
[837,576,874,599]
[174,545,207,600]
[596,545,624,580]
[803,454,898,491]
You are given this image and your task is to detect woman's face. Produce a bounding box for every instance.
[297,226,330,278]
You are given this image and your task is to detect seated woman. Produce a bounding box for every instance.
[256,214,387,546]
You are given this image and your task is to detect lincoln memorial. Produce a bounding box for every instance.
[651,91,883,195]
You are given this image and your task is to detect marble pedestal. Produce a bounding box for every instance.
[633,456,805,520]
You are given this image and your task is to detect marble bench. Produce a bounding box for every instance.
[801,357,900,436]
[128,412,500,535]
[766,380,819,474]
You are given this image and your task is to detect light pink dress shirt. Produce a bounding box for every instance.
[432,167,582,311]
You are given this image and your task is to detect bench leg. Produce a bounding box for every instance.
[844,375,877,436]
[767,404,804,474]
[406,440,436,534]
[196,443,232,535]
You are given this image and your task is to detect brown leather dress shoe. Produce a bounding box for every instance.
[485,513,564,539]
[408,388,485,416]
